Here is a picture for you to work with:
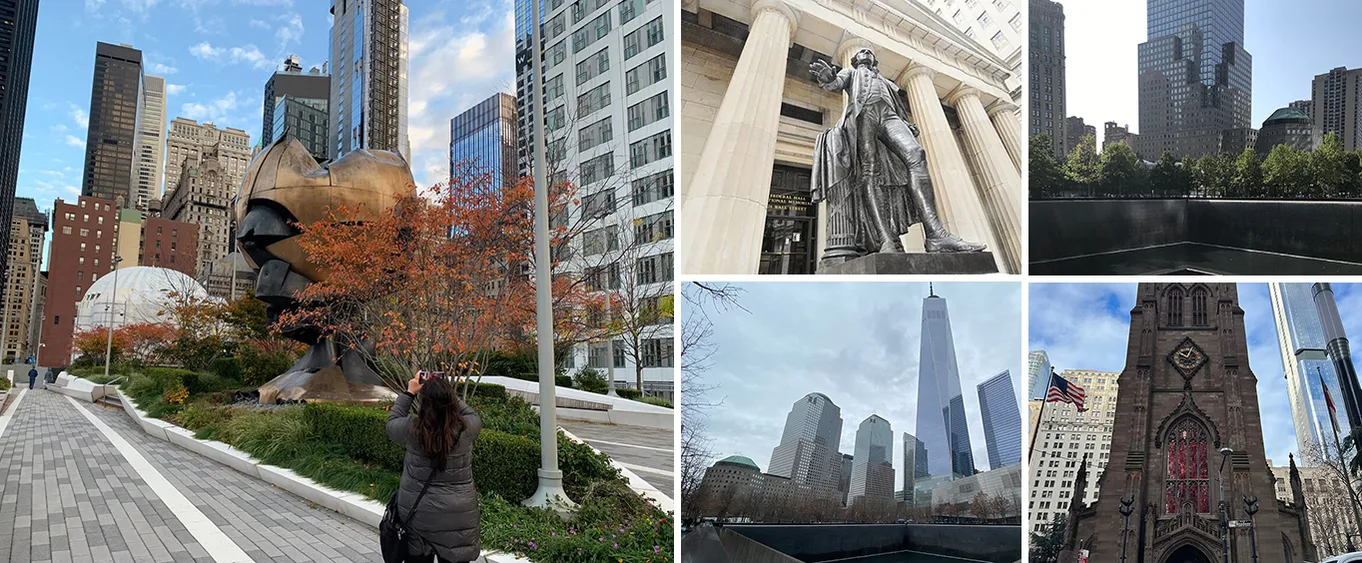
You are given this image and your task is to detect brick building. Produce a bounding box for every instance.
[39,196,118,366]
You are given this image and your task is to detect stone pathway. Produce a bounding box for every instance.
[0,389,383,563]
[559,420,674,498]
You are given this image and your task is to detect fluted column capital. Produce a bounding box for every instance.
[835,35,875,67]
[752,0,800,36]
[897,63,936,85]
[944,84,981,107]
[986,101,1019,117]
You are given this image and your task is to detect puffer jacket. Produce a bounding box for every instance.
[385,392,483,562]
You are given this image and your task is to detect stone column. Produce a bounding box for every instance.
[948,85,1022,274]
[680,0,799,274]
[988,101,1022,173]
[896,65,1002,270]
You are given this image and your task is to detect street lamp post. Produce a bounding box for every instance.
[103,256,124,379]
[1242,495,1259,563]
[1219,447,1233,563]
[1119,493,1135,563]
[1,265,11,364]
[522,0,576,516]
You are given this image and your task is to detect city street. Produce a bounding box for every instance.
[560,420,674,499]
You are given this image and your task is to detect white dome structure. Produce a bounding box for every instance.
[75,266,209,331]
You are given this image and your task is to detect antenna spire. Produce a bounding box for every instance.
[929,282,935,297]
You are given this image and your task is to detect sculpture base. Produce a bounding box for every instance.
[817,252,998,275]
[258,366,397,404]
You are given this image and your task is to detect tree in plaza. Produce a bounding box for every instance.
[1312,132,1351,198]
[119,323,177,365]
[1064,134,1100,193]
[278,169,589,395]
[679,282,745,523]
[1262,144,1311,198]
[1229,146,1263,198]
[1097,141,1145,197]
[1193,152,1233,197]
[1029,514,1068,563]
[71,327,132,365]
[590,215,677,395]
[1029,134,1067,198]
[1149,150,1181,197]
[1301,440,1362,556]
[1178,156,1198,197]
[970,491,992,520]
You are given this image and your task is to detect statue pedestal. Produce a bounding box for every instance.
[817,252,998,275]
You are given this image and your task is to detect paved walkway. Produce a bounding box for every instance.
[559,420,674,498]
[0,389,383,563]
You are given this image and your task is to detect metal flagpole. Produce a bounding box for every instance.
[103,256,124,379]
[1323,367,1362,551]
[523,0,576,515]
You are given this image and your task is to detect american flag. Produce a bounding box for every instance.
[1322,369,1341,435]
[1046,371,1087,412]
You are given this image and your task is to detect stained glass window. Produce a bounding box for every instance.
[1165,418,1210,513]
[1168,287,1184,326]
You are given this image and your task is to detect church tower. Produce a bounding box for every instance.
[1066,283,1314,562]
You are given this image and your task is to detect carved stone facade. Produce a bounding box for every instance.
[1064,283,1315,563]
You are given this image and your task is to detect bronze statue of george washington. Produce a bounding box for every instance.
[810,47,985,268]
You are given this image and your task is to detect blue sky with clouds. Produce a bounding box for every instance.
[1028,282,1362,469]
[1062,0,1362,137]
[15,0,515,264]
[690,281,1023,492]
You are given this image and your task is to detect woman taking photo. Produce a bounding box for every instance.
[385,372,483,563]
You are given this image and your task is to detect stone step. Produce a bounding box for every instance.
[99,394,123,409]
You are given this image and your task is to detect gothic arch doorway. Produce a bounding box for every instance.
[1161,544,1213,563]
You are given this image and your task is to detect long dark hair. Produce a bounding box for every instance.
[412,377,469,470]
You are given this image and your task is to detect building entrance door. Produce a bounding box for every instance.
[1161,544,1213,563]
[759,165,817,275]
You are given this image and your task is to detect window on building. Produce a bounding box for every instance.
[1164,418,1210,514]
[579,153,615,186]
[1191,288,1208,326]
[640,337,673,367]
[634,210,673,242]
[629,131,671,167]
[635,252,673,285]
[582,225,620,256]
[625,54,667,95]
[631,170,673,206]
[627,92,669,131]
[578,117,614,150]
[1167,287,1184,326]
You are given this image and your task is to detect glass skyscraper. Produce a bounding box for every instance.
[848,415,894,505]
[329,0,409,162]
[1027,350,1052,400]
[1269,283,1356,459]
[1136,0,1252,159]
[450,93,517,189]
[977,370,1022,469]
[768,393,843,497]
[915,289,976,478]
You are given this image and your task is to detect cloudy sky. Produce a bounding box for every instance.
[692,281,1023,492]
[15,0,514,266]
[1061,0,1362,140]
[1029,282,1362,469]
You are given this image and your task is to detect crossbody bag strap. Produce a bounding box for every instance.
[400,472,437,530]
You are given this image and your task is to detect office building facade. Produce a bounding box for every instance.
[163,118,252,200]
[1027,349,1052,400]
[914,0,1024,103]
[1063,117,1094,159]
[2,197,46,362]
[0,0,39,286]
[1026,369,1118,532]
[847,414,894,506]
[517,0,676,394]
[1030,0,1066,159]
[1103,121,1139,155]
[329,0,410,161]
[164,145,238,283]
[450,92,517,188]
[263,55,331,162]
[39,196,119,366]
[1135,0,1252,160]
[134,75,167,212]
[768,392,844,499]
[977,370,1021,469]
[1312,67,1362,151]
[917,288,977,477]
[1257,106,1313,155]
[82,43,145,208]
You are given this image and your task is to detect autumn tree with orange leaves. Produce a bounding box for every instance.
[72,322,177,366]
[278,167,605,395]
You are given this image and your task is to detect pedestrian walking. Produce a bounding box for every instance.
[382,371,482,563]
[27,367,37,389]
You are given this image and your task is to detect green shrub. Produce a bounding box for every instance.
[616,388,641,400]
[239,343,296,386]
[558,434,623,499]
[639,397,672,409]
[215,407,320,465]
[212,357,243,382]
[469,394,540,439]
[463,381,508,401]
[0,377,10,391]
[471,430,540,501]
[554,374,573,388]
[483,350,538,381]
[573,367,608,394]
[303,402,405,471]
[176,402,232,432]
